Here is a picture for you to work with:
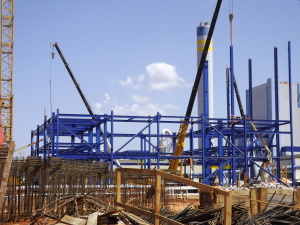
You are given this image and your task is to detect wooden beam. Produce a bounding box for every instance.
[224,191,232,225]
[156,170,229,196]
[294,189,300,210]
[0,141,15,215]
[154,172,161,225]
[250,188,258,215]
[115,202,183,225]
[87,212,98,225]
[116,169,121,210]
[60,215,87,225]
[257,188,267,212]
[121,211,151,225]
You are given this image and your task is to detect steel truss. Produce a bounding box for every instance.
[31,110,293,186]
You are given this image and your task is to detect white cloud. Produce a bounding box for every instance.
[93,93,179,116]
[113,103,167,116]
[94,102,102,114]
[131,95,150,103]
[103,93,111,105]
[119,74,144,89]
[118,62,186,91]
[146,62,185,91]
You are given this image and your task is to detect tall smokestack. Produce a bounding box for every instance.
[197,22,213,118]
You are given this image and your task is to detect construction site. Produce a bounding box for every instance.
[1,0,300,224]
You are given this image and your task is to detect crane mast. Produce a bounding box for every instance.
[0,0,14,145]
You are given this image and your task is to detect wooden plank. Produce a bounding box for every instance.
[294,189,300,210]
[231,190,250,196]
[122,211,151,225]
[257,188,267,212]
[116,202,183,225]
[250,188,258,215]
[156,170,229,196]
[86,212,98,225]
[61,215,87,225]
[267,188,293,196]
[0,141,15,215]
[154,173,161,225]
[98,210,120,218]
[224,191,232,225]
[116,169,121,210]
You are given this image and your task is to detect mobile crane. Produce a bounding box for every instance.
[169,0,223,172]
[51,43,120,166]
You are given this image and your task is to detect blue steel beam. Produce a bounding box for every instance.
[288,42,295,187]
[274,47,281,180]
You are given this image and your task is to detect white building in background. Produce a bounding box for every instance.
[246,79,300,181]
[246,79,300,152]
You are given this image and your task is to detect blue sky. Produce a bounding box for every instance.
[12,1,300,155]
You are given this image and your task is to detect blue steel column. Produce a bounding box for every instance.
[248,59,253,119]
[51,112,55,156]
[157,112,160,169]
[43,118,47,160]
[189,120,194,180]
[218,121,223,186]
[104,115,108,154]
[288,42,295,186]
[148,116,151,169]
[244,116,248,177]
[248,59,254,178]
[88,127,93,155]
[230,45,236,185]
[203,61,210,184]
[31,130,34,155]
[36,125,40,159]
[56,109,59,158]
[140,137,143,169]
[144,136,147,169]
[202,117,206,183]
[274,47,280,180]
[204,61,209,118]
[96,122,100,153]
[71,136,75,152]
[226,67,230,119]
[110,111,114,171]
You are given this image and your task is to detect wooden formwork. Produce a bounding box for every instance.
[115,168,232,225]
[217,187,299,215]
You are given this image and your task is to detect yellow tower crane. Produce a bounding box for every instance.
[0,0,14,146]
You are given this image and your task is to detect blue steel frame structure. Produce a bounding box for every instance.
[31,43,295,186]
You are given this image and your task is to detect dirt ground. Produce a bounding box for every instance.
[168,198,200,212]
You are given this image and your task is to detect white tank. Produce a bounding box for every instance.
[159,129,173,153]
[197,22,213,118]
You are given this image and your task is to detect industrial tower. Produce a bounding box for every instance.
[0,0,14,145]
